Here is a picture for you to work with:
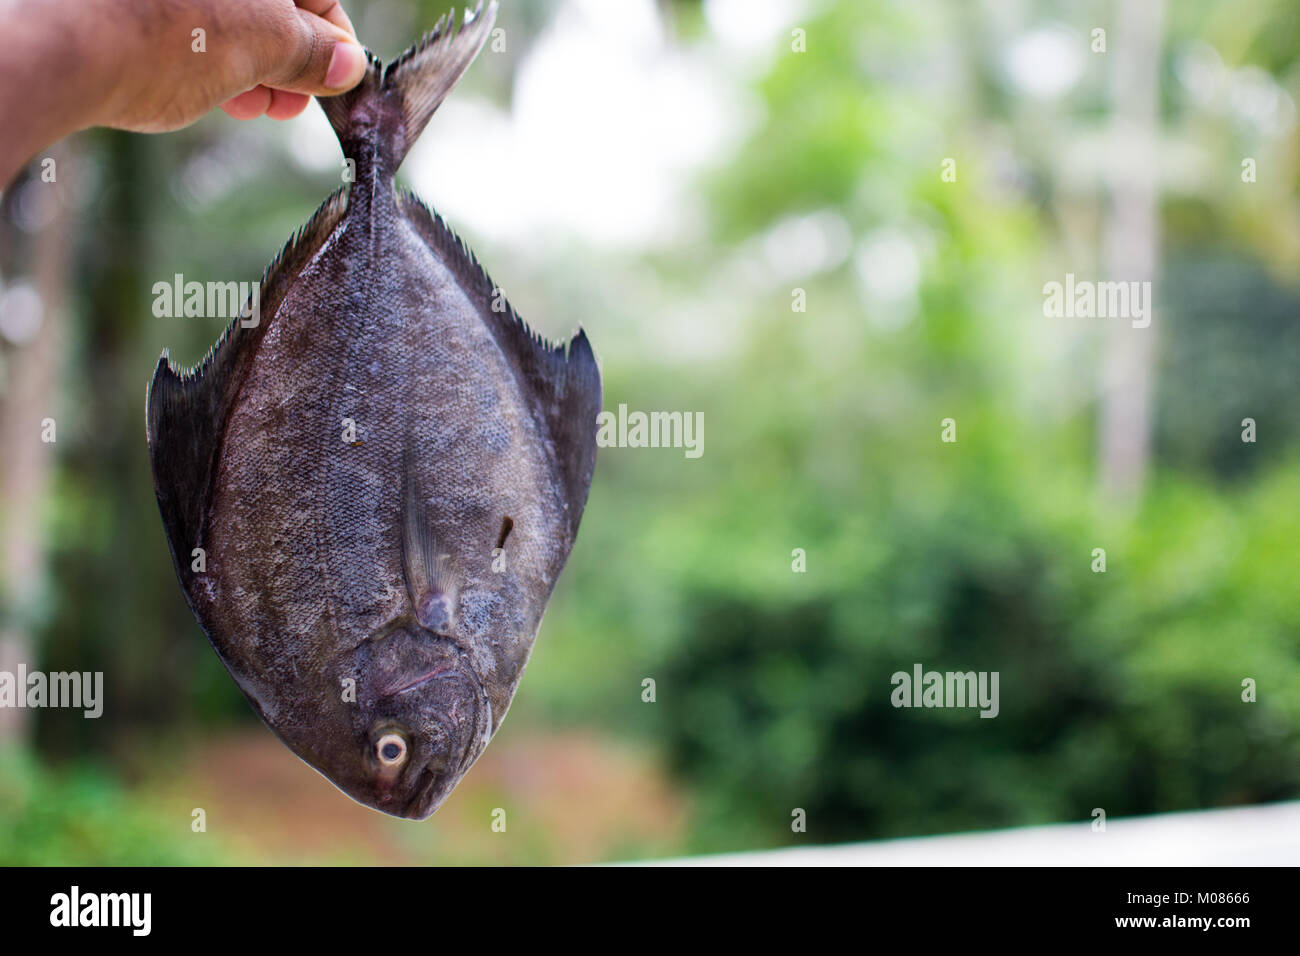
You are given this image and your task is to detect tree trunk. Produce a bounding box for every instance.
[1098,0,1165,501]
[0,144,72,745]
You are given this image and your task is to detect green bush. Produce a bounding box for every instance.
[647,455,1300,851]
[0,748,233,865]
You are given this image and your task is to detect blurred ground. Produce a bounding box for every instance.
[140,729,690,865]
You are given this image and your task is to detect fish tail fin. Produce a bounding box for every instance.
[318,50,384,142]
[322,3,497,169]
[386,2,497,163]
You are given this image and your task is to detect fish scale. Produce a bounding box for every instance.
[144,1,600,819]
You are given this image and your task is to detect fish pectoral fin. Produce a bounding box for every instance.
[401,466,458,633]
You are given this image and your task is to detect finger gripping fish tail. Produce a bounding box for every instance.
[319,2,498,170]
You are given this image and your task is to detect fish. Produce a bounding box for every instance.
[144,1,601,820]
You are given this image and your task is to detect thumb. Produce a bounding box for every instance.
[263,11,368,95]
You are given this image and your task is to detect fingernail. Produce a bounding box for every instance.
[325,41,365,90]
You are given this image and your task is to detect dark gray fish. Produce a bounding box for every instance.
[145,1,600,820]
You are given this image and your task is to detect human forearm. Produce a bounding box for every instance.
[0,0,366,189]
[0,0,119,188]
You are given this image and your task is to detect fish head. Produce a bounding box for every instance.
[335,625,492,819]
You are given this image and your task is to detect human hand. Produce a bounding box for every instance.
[1,0,369,187]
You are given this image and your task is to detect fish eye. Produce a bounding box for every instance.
[376,733,408,767]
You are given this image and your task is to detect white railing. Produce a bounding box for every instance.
[637,801,1300,866]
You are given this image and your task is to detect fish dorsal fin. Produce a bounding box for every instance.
[319,2,497,170]
[145,189,348,592]
[397,191,603,541]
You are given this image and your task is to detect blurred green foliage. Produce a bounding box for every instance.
[0,748,232,865]
[528,0,1300,854]
[648,460,1300,849]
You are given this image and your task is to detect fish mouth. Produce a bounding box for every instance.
[404,766,446,819]
[397,675,494,820]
